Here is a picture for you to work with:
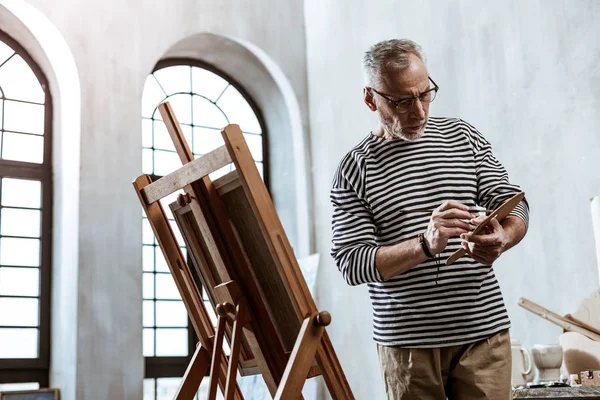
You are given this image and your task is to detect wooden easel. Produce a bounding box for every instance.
[133,102,354,399]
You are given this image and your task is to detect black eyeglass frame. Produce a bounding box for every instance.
[367,76,439,113]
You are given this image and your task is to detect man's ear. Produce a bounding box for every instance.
[364,87,377,112]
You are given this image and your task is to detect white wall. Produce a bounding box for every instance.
[305,1,600,398]
[1,0,311,399]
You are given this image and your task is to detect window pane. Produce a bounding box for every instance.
[0,297,39,326]
[165,93,192,125]
[150,120,192,155]
[244,134,263,162]
[156,300,187,327]
[143,245,154,272]
[153,66,191,97]
[143,328,155,357]
[3,100,45,135]
[0,328,38,358]
[179,123,192,148]
[142,75,166,119]
[155,273,180,300]
[142,218,155,245]
[0,237,40,266]
[0,41,14,66]
[143,379,156,400]
[1,178,41,208]
[191,67,228,102]
[155,247,169,272]
[0,383,40,391]
[1,208,41,237]
[144,379,214,400]
[192,127,223,155]
[143,300,154,327]
[192,96,228,129]
[155,328,187,356]
[157,378,184,400]
[0,55,44,103]
[197,379,212,399]
[153,119,175,152]
[143,272,154,299]
[142,148,153,174]
[142,118,153,148]
[217,86,261,134]
[256,162,264,179]
[1,131,44,163]
[0,267,39,296]
[153,150,181,176]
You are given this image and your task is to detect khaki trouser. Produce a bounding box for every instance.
[377,329,512,400]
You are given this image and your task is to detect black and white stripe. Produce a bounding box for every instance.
[330,117,529,347]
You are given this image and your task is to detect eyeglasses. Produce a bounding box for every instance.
[368,77,439,113]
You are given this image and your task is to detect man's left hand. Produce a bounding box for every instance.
[460,216,508,265]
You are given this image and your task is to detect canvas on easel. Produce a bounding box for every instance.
[133,101,354,399]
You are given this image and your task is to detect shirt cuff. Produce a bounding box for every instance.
[367,245,386,283]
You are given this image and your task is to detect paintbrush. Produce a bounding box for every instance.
[397,208,494,214]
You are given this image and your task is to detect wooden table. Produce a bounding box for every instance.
[513,387,600,399]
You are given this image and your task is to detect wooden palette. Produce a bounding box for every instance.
[445,192,525,265]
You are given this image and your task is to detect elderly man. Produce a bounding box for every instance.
[330,39,529,399]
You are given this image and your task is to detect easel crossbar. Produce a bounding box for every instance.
[142,145,232,204]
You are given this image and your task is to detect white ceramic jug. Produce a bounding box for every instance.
[511,340,534,386]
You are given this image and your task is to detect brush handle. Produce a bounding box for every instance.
[398,209,493,214]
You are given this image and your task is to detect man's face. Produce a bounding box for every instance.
[368,54,431,141]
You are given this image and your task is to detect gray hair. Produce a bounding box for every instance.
[363,39,427,87]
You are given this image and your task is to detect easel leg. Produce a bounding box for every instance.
[274,312,331,400]
[208,314,227,400]
[175,343,211,400]
[224,302,246,399]
[316,331,354,399]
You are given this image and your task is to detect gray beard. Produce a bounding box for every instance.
[383,119,425,141]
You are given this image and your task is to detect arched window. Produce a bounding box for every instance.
[141,59,267,398]
[0,30,52,389]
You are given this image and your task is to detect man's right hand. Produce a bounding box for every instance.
[424,201,475,255]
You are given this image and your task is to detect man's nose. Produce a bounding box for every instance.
[411,98,426,119]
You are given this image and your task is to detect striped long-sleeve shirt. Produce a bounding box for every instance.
[330,117,529,347]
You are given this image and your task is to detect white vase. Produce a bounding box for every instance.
[532,344,563,382]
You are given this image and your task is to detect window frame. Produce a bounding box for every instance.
[0,29,53,387]
[144,58,269,383]
[151,58,270,189]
